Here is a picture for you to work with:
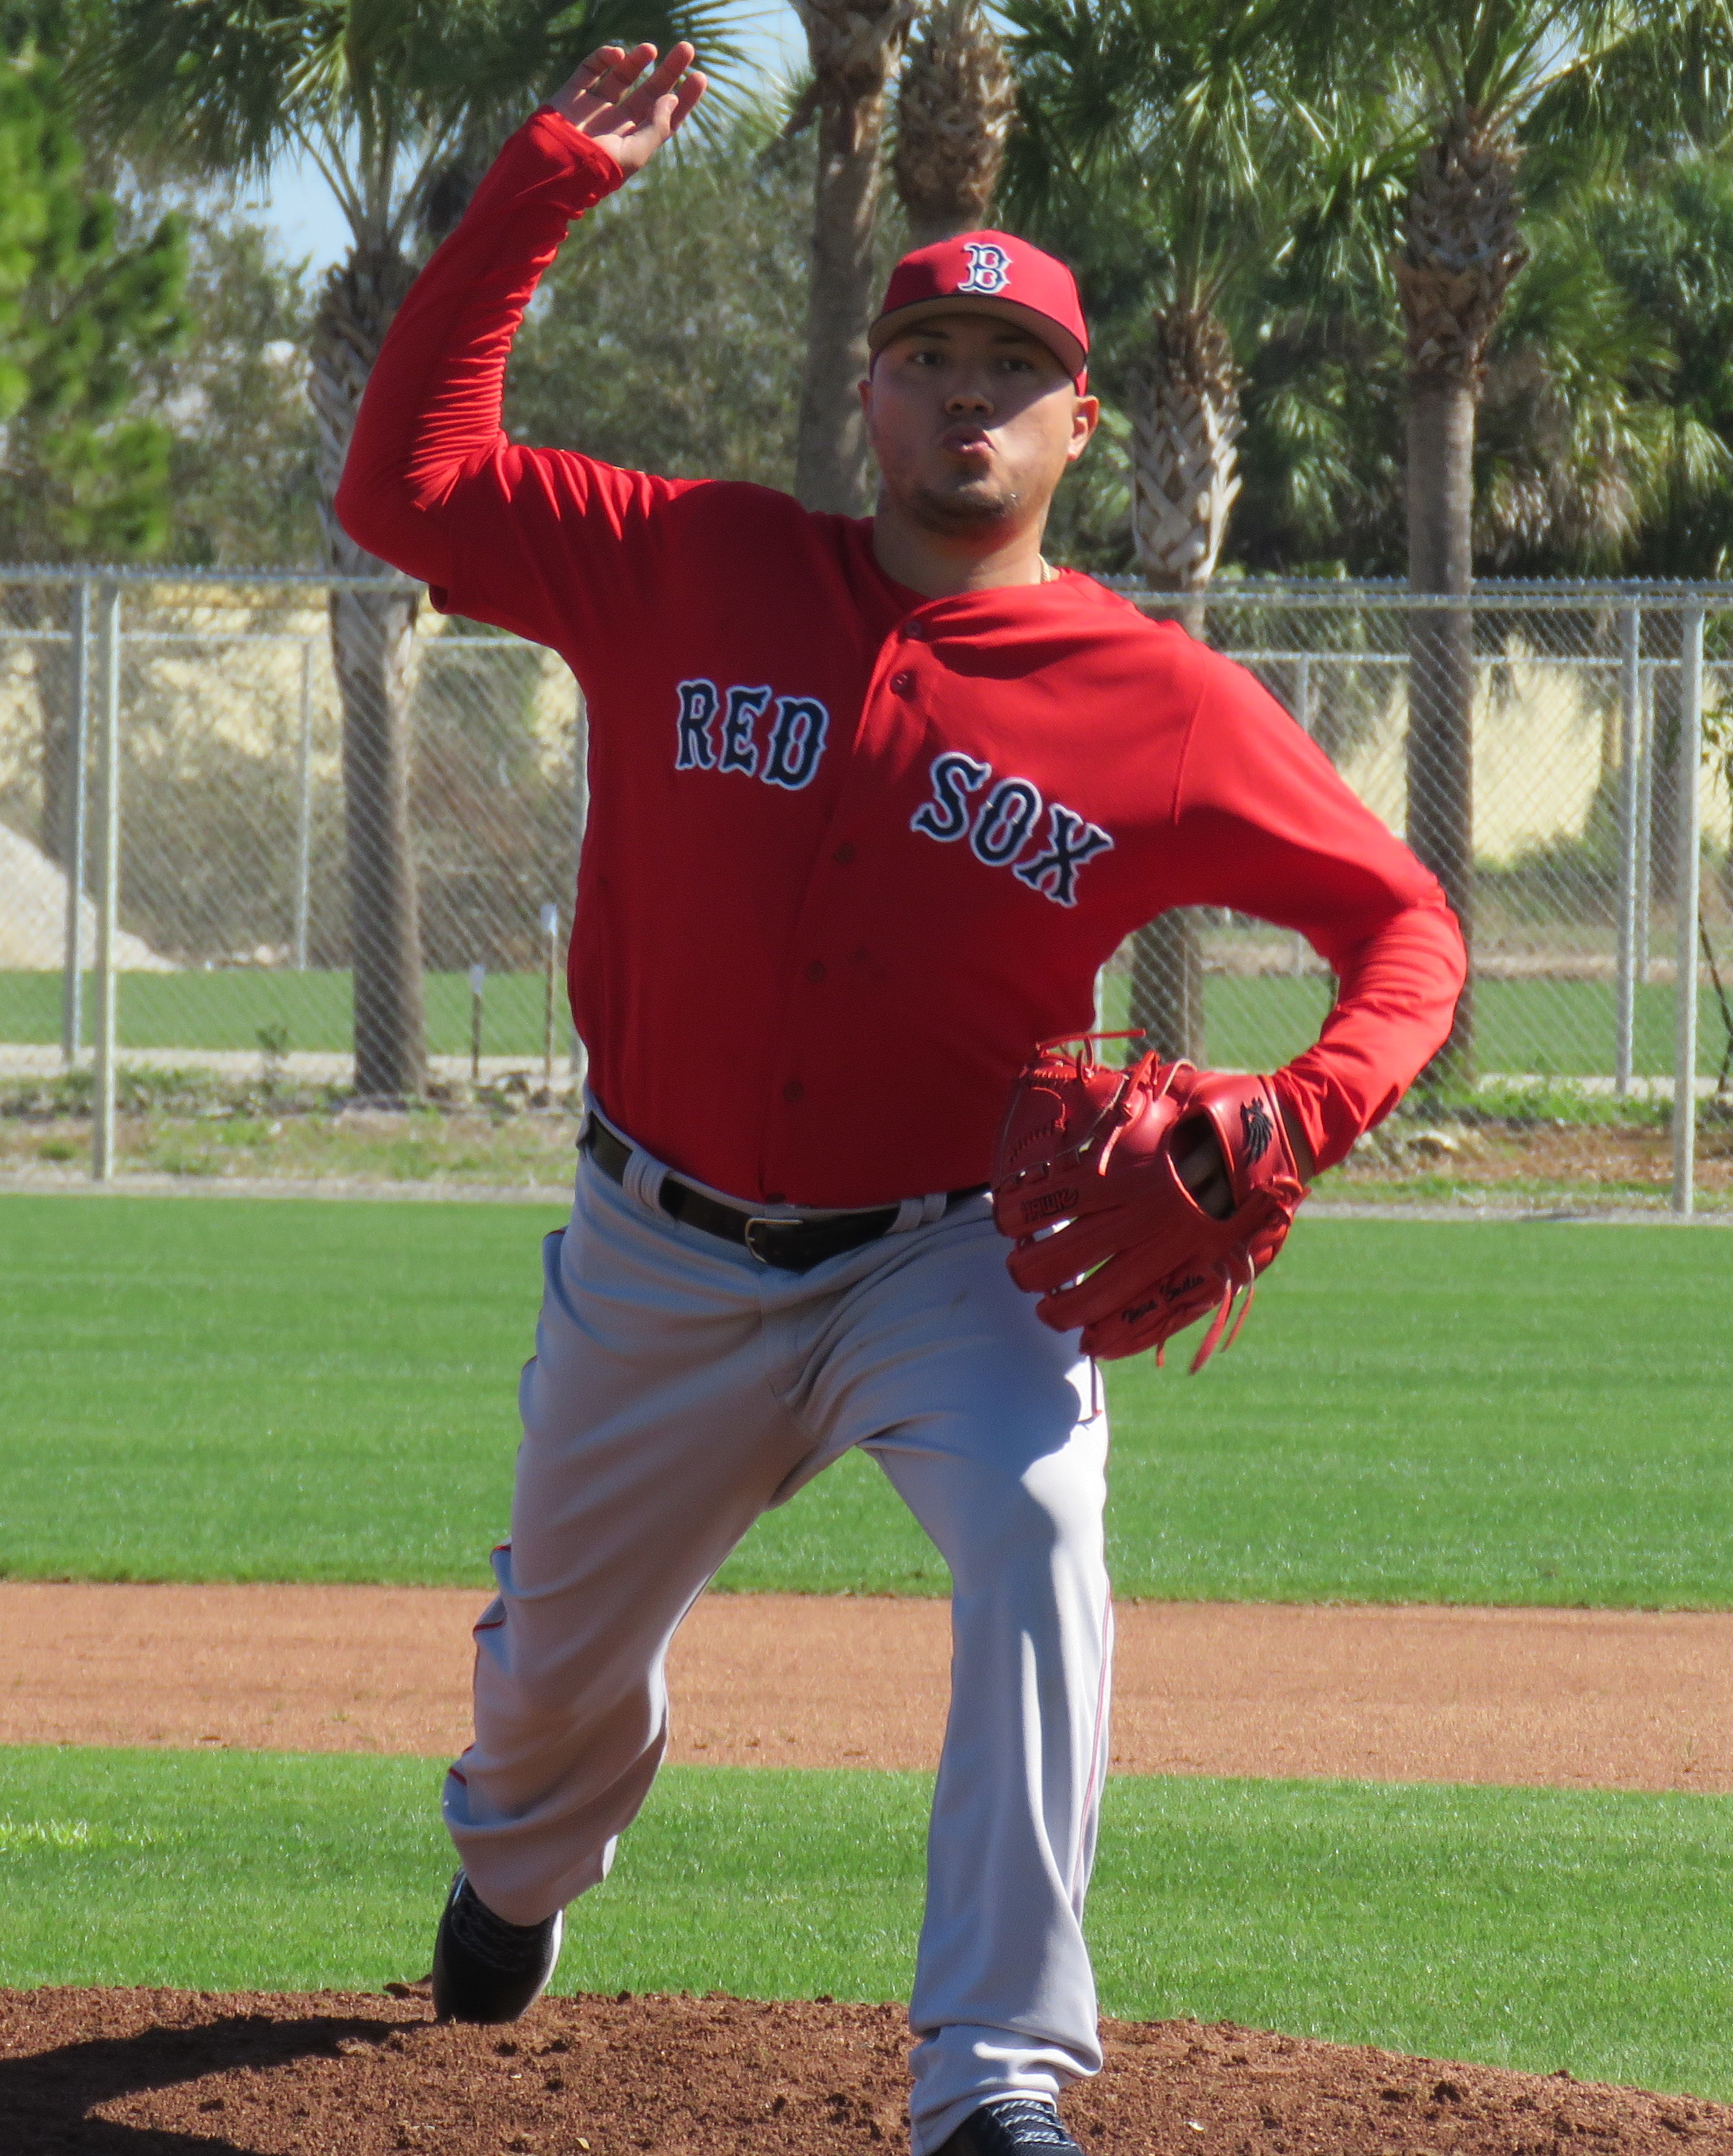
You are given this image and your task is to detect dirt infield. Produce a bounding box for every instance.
[5,1987,1730,2156]
[8,1591,1733,2150]
[3,1582,1731,1789]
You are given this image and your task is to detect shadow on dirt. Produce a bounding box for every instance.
[0,2004,399,2151]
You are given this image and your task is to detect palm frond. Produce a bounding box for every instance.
[1530,0,1733,153]
[72,0,744,229]
[1002,0,1377,302]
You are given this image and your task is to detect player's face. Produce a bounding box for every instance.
[863,315,1098,541]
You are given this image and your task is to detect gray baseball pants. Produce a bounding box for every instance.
[444,1125,1113,2153]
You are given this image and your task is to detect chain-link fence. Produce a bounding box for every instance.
[0,567,586,1173]
[2,569,1730,1202]
[1103,581,1733,1212]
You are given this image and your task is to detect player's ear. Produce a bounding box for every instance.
[1066,395,1100,463]
[859,346,882,419]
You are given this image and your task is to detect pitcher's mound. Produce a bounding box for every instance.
[1,1987,1725,2155]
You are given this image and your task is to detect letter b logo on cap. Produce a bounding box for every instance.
[957,241,1013,295]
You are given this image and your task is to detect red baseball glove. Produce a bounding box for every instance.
[991,1036,1308,1370]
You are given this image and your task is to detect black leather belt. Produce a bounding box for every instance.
[580,1118,985,1273]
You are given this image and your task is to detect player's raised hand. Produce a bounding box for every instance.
[547,42,706,175]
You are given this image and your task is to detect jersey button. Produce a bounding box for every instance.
[903,619,927,640]
[805,959,827,983]
[890,669,916,696]
[832,842,856,865]
[782,1080,804,1103]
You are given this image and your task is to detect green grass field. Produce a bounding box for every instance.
[5,1197,1731,2104]
[1,1193,1730,1603]
[1185,972,1729,1079]
[3,967,1725,1076]
[0,969,565,1063]
[1,1748,1730,2102]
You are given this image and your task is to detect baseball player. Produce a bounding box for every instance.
[337,40,1465,2156]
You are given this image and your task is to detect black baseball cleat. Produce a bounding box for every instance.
[932,2097,1086,2156]
[430,1870,564,2023]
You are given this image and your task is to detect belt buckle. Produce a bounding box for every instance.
[743,1216,799,1265]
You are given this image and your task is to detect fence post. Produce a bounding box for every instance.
[571,696,590,1092]
[292,638,315,969]
[59,578,91,1065]
[1292,651,1312,735]
[1289,650,1313,976]
[1614,604,1641,1094]
[541,902,560,1083]
[1671,607,1703,1217]
[1635,664,1654,985]
[91,581,121,1183]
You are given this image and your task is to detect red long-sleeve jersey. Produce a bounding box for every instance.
[337,109,1465,1209]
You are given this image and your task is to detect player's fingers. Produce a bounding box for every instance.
[571,43,626,88]
[638,71,705,146]
[610,68,704,167]
[668,69,707,130]
[614,40,694,121]
[581,41,658,112]
[553,42,659,127]
[550,43,625,119]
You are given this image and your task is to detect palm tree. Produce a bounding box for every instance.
[1364,0,1733,1081]
[788,0,921,515]
[1002,0,1374,1061]
[1590,147,1733,921]
[1227,154,1695,583]
[81,0,729,1099]
[892,0,1017,246]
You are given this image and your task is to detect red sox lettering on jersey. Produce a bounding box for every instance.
[336,106,1466,1210]
[674,679,831,792]
[908,752,1113,906]
[676,680,1114,909]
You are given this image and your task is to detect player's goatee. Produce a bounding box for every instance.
[908,479,1023,533]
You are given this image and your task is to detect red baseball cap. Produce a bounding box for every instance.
[869,231,1089,389]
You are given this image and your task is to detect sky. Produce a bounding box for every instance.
[241,3,805,270]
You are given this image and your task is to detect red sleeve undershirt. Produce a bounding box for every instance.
[334,109,685,651]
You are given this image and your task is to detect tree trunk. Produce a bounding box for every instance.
[327,583,425,1099]
[311,244,427,1101]
[1124,314,1242,1067]
[891,0,1015,248]
[1404,375,1477,1083]
[1392,107,1526,1092]
[1648,616,1682,910]
[792,0,918,515]
[1129,307,1242,591]
[1127,596,1211,1070]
